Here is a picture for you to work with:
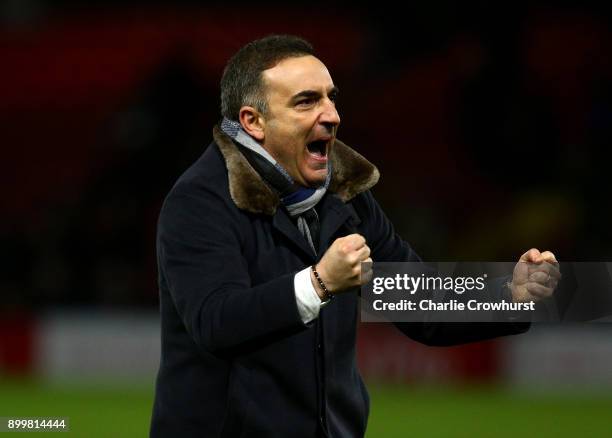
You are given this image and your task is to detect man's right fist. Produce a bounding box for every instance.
[311,234,372,299]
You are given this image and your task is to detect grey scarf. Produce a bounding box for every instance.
[220,117,331,254]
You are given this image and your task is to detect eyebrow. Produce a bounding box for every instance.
[290,86,339,103]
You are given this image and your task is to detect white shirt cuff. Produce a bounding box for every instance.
[294,267,330,324]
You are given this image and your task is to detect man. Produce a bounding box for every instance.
[150,35,559,437]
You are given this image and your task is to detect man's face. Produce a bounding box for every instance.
[260,55,340,188]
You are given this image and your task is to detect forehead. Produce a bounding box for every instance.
[262,55,334,98]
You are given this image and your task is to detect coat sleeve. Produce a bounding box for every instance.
[157,184,306,355]
[354,190,530,346]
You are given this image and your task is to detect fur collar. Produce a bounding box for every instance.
[213,125,379,215]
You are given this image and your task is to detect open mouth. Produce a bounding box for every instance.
[306,140,328,157]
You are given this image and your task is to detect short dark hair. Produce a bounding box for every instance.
[220,35,315,120]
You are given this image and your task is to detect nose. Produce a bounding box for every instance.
[319,98,340,131]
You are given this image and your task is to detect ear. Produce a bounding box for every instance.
[239,106,265,142]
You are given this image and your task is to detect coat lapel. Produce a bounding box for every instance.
[317,194,362,254]
[271,194,363,261]
[272,208,318,260]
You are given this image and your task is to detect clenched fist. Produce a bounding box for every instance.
[511,248,561,303]
[310,234,373,300]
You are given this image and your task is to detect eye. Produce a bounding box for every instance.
[297,98,316,107]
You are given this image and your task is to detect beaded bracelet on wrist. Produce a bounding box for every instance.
[311,265,333,301]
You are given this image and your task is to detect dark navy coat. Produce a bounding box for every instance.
[150,127,528,437]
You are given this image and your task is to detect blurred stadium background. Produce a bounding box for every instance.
[2,1,612,436]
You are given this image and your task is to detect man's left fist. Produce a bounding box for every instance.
[511,248,561,303]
